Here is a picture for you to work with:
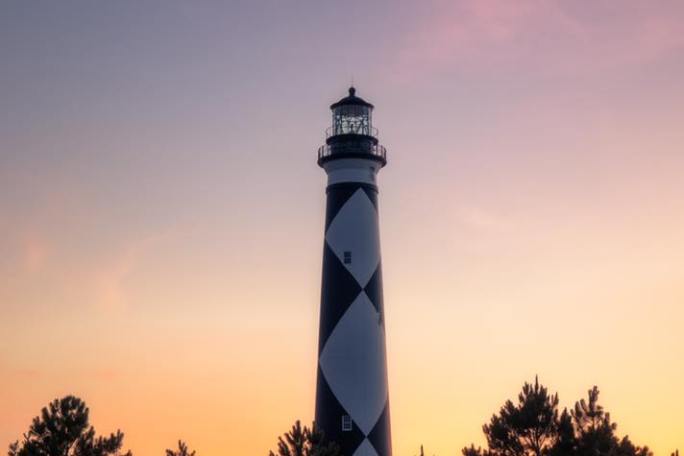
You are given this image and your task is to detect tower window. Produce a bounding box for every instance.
[343,251,352,264]
[341,415,352,432]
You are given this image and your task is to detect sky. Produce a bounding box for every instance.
[1,1,684,455]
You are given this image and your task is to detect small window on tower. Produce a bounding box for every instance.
[342,415,352,432]
[343,251,352,264]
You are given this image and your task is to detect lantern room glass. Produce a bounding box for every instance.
[332,104,373,136]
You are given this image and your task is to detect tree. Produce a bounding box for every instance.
[571,386,618,456]
[417,445,438,456]
[165,441,195,456]
[268,420,340,456]
[548,409,574,456]
[462,444,487,456]
[8,395,131,456]
[463,381,652,456]
[480,377,560,456]
[570,387,651,456]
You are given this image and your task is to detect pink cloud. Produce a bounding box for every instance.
[92,231,171,313]
[391,0,684,82]
[20,234,51,273]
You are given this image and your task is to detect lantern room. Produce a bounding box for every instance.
[318,87,386,167]
[329,86,375,137]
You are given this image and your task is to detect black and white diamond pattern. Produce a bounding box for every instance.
[325,188,380,288]
[319,291,387,434]
[316,183,392,456]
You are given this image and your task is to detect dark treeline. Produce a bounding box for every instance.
[268,421,340,456]
[6,396,193,456]
[420,378,673,456]
[6,380,679,456]
[460,377,650,456]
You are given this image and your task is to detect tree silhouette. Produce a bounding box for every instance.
[570,387,650,456]
[165,441,195,456]
[481,377,560,456]
[571,386,619,456]
[548,409,574,456]
[463,381,651,456]
[268,420,340,456]
[416,445,437,456]
[7,396,131,456]
[462,444,486,456]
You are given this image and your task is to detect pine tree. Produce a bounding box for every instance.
[462,380,652,456]
[7,396,131,456]
[268,421,340,456]
[571,387,651,456]
[462,444,486,456]
[165,441,195,456]
[481,377,559,456]
[548,409,575,456]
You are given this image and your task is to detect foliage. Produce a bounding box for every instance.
[7,396,131,456]
[165,441,195,456]
[417,445,438,456]
[462,445,486,456]
[463,380,652,456]
[481,376,560,456]
[268,420,340,456]
[570,386,650,456]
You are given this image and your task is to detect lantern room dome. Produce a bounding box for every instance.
[330,86,374,110]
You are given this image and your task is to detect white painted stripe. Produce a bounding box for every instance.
[323,158,381,185]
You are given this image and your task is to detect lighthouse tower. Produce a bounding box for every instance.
[315,87,392,456]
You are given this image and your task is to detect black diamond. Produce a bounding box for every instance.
[325,184,363,231]
[361,185,379,211]
[318,243,363,350]
[363,264,384,316]
[367,402,392,456]
[315,366,366,456]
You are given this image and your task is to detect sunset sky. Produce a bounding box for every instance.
[1,1,684,455]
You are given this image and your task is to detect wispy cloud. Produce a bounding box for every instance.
[454,205,516,234]
[19,233,51,273]
[391,0,684,81]
[92,233,168,313]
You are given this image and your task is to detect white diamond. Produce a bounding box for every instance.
[319,292,388,435]
[353,439,380,456]
[325,188,380,287]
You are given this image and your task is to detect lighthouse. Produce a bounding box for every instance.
[315,87,392,456]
